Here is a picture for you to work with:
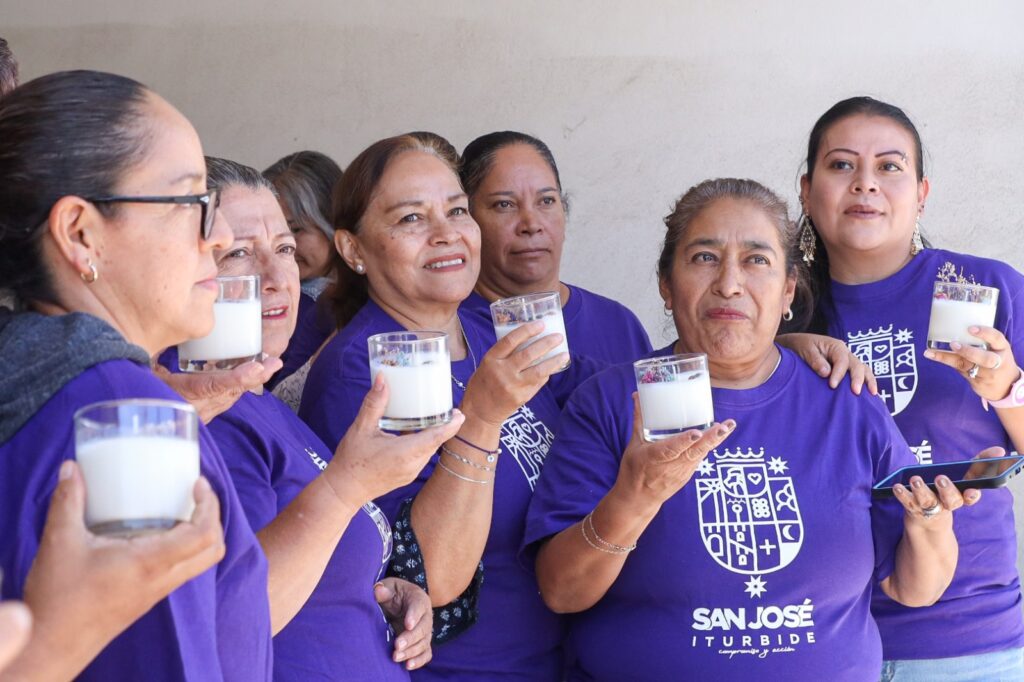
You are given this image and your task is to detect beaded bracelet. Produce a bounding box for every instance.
[437,459,492,485]
[582,511,637,553]
[441,445,496,472]
[452,434,500,463]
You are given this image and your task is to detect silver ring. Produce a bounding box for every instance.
[968,364,980,380]
[921,502,943,518]
[992,355,1003,371]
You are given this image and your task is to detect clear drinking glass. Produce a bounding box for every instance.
[368,331,453,431]
[926,282,999,350]
[178,275,262,371]
[490,291,570,371]
[634,353,714,441]
[74,399,200,536]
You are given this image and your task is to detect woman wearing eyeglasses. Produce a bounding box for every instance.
[0,70,269,681]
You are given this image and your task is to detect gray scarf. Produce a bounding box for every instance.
[0,309,151,444]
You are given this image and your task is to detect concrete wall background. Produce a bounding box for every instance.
[6,0,1024,568]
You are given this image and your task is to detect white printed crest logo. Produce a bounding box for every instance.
[696,448,802,598]
[499,405,554,491]
[847,324,917,415]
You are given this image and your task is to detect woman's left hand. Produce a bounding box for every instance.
[776,332,878,395]
[923,326,1019,402]
[374,578,433,671]
[891,447,1000,528]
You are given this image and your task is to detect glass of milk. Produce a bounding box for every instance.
[926,281,999,350]
[178,275,262,371]
[490,291,570,372]
[368,331,454,431]
[634,354,714,442]
[74,399,200,536]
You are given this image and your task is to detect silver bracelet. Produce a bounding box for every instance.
[583,511,637,553]
[437,459,492,485]
[441,445,495,472]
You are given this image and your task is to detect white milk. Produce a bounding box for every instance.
[77,435,199,531]
[370,353,453,420]
[638,371,714,436]
[179,299,262,363]
[927,298,997,348]
[495,312,570,365]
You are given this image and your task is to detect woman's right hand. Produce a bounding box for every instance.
[612,393,735,514]
[460,321,568,426]
[6,461,225,680]
[324,376,466,510]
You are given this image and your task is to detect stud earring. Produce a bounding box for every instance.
[354,263,366,274]
[799,215,816,266]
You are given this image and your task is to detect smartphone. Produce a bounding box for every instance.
[872,455,1024,499]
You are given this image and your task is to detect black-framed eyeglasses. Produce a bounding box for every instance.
[86,189,220,240]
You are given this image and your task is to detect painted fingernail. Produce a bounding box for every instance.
[936,476,949,488]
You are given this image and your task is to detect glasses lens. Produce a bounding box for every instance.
[203,190,219,240]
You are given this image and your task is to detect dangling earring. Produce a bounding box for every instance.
[799,214,816,266]
[910,215,924,256]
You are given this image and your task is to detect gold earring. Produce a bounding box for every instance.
[80,260,99,284]
[799,215,816,265]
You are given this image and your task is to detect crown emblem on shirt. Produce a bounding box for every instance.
[714,447,765,463]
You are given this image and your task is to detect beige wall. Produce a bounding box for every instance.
[7,0,1024,561]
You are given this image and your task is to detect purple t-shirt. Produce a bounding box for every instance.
[0,360,272,681]
[299,299,566,681]
[462,284,652,365]
[523,345,914,681]
[822,247,1024,660]
[207,390,404,681]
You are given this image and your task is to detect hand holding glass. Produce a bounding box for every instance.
[927,282,999,350]
[490,291,570,371]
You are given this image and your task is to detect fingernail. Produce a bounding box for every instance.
[374,380,385,392]
[951,342,962,350]
[923,350,935,360]
[395,652,405,662]
[911,478,923,489]
[893,484,906,496]
[969,326,980,333]
[688,432,702,443]
[396,638,406,651]
[936,476,949,488]
[59,460,74,480]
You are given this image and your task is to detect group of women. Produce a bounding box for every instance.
[0,61,1022,682]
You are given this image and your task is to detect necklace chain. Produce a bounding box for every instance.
[451,317,478,391]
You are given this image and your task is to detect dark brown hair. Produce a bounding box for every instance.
[460,131,568,213]
[0,70,150,305]
[659,178,811,332]
[327,133,460,328]
[801,96,927,333]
